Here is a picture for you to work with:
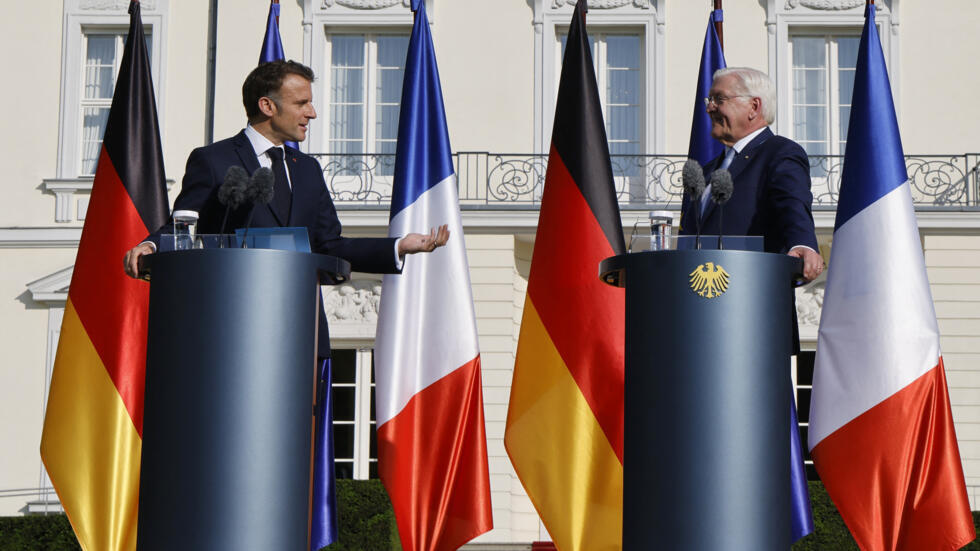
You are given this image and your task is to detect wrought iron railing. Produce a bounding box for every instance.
[310,152,980,209]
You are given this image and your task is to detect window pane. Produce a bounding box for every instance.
[608,68,639,105]
[332,35,365,67]
[333,387,356,422]
[331,349,357,383]
[837,36,860,69]
[331,67,364,104]
[838,106,851,153]
[375,35,408,158]
[377,35,409,69]
[330,104,364,140]
[334,423,354,459]
[792,69,826,106]
[605,35,640,69]
[330,36,365,146]
[607,105,639,142]
[85,35,116,99]
[335,460,354,479]
[801,140,827,158]
[81,107,110,175]
[793,106,827,142]
[837,69,855,107]
[791,36,826,68]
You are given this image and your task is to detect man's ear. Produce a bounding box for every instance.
[257,96,277,118]
[748,96,763,120]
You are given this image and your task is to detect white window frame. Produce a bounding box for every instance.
[533,0,664,156]
[323,32,410,157]
[302,0,417,155]
[766,0,899,138]
[787,30,863,188]
[58,0,168,179]
[330,345,378,480]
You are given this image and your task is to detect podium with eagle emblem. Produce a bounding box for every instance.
[600,248,803,550]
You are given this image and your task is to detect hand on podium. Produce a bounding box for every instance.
[788,246,824,283]
[124,242,156,279]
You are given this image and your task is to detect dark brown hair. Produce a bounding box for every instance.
[242,60,315,120]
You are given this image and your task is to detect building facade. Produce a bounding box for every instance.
[1,0,977,546]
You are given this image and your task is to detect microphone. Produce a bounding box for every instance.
[218,166,249,239]
[708,169,734,249]
[240,167,276,248]
[681,159,706,249]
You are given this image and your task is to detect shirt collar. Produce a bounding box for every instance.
[731,126,768,155]
[244,123,279,157]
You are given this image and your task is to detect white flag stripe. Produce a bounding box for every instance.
[374,175,480,426]
[809,182,940,447]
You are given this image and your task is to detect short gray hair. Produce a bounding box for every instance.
[713,67,776,125]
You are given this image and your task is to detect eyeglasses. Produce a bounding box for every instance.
[703,94,750,107]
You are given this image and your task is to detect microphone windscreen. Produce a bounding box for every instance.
[251,167,276,204]
[219,166,249,208]
[682,159,706,198]
[709,169,734,205]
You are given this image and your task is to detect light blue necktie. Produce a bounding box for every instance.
[702,146,735,214]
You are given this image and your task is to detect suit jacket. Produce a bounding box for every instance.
[679,127,818,254]
[151,130,400,356]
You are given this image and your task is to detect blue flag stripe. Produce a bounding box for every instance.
[687,9,726,165]
[834,4,907,231]
[389,2,454,219]
[259,2,298,150]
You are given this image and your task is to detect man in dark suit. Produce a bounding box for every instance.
[680,67,823,283]
[123,60,447,355]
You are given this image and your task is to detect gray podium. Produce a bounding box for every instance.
[136,248,349,550]
[600,249,801,550]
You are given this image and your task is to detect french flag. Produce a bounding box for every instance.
[373,1,493,550]
[808,4,975,550]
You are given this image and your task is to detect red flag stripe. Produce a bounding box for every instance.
[68,146,153,435]
[526,147,625,461]
[377,356,493,551]
[811,360,975,551]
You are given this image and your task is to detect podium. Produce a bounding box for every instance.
[600,249,801,550]
[136,248,349,550]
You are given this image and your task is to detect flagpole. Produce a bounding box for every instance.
[714,0,723,51]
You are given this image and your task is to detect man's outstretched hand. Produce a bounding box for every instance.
[124,242,155,279]
[398,225,450,256]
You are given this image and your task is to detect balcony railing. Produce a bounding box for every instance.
[311,152,980,209]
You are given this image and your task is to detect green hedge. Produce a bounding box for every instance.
[1,481,977,550]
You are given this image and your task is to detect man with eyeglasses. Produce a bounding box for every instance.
[681,66,823,283]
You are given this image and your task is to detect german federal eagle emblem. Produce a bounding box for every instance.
[689,262,730,299]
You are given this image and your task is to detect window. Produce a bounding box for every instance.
[326,34,409,177]
[331,348,377,479]
[794,350,818,481]
[788,34,859,177]
[533,1,665,162]
[57,1,167,182]
[79,30,153,176]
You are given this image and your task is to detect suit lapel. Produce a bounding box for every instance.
[234,131,289,226]
[702,127,773,223]
[726,127,772,181]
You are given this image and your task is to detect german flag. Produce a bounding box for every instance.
[504,1,625,549]
[40,2,168,549]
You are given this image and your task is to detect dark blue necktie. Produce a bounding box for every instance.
[267,147,292,224]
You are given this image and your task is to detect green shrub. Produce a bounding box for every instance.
[1,481,976,551]
[0,514,80,551]
[323,479,401,551]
